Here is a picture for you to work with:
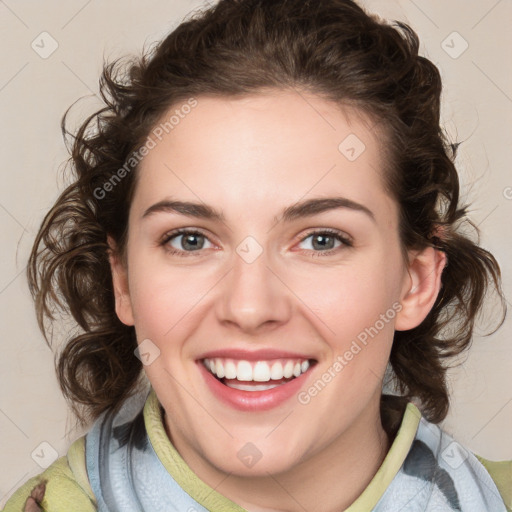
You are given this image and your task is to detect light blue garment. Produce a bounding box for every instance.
[374,416,507,511]
[85,389,507,511]
[86,389,210,512]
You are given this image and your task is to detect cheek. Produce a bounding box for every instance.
[296,259,400,339]
[127,256,213,342]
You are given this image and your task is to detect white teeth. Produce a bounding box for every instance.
[253,361,271,382]
[215,358,225,378]
[225,360,237,379]
[270,362,284,380]
[202,357,312,382]
[237,360,253,381]
[283,361,294,378]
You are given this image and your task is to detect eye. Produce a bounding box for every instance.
[160,227,352,257]
[161,229,214,256]
[297,229,352,254]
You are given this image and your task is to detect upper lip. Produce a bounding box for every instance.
[196,348,316,361]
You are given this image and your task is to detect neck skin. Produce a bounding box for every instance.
[164,391,391,512]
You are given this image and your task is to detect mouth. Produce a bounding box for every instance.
[197,356,317,411]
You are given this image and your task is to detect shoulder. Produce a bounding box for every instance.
[1,436,97,512]
[474,455,512,512]
[412,415,511,511]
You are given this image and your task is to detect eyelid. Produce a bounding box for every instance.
[159,226,213,245]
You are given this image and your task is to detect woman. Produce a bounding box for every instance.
[4,0,511,510]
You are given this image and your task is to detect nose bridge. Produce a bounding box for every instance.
[216,237,291,331]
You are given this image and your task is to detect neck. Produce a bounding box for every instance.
[236,403,390,512]
[167,393,393,512]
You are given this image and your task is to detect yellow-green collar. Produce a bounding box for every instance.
[144,388,422,511]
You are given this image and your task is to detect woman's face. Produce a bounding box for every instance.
[111,90,432,477]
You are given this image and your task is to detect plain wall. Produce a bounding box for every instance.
[1,0,511,505]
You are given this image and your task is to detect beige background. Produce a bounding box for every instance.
[1,0,511,505]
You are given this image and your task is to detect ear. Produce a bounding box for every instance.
[107,235,135,326]
[395,247,447,331]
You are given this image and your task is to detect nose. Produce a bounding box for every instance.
[215,244,293,334]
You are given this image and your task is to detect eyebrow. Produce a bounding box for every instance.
[141,197,376,224]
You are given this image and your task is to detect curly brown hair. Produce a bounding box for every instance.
[27,0,506,428]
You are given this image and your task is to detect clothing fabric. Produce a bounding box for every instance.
[2,386,511,511]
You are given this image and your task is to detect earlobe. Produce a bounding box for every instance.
[395,247,447,331]
[107,235,135,326]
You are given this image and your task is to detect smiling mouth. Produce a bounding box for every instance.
[201,357,316,391]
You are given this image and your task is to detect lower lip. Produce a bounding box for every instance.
[197,361,313,412]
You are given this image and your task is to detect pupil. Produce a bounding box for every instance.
[183,234,203,250]
[313,234,333,250]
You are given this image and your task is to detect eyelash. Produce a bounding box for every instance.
[160,228,353,257]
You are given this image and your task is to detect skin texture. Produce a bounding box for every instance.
[109,89,446,512]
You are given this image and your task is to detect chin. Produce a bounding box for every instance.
[203,441,307,478]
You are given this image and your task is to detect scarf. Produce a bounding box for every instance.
[85,387,507,511]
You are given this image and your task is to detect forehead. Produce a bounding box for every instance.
[132,90,397,227]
